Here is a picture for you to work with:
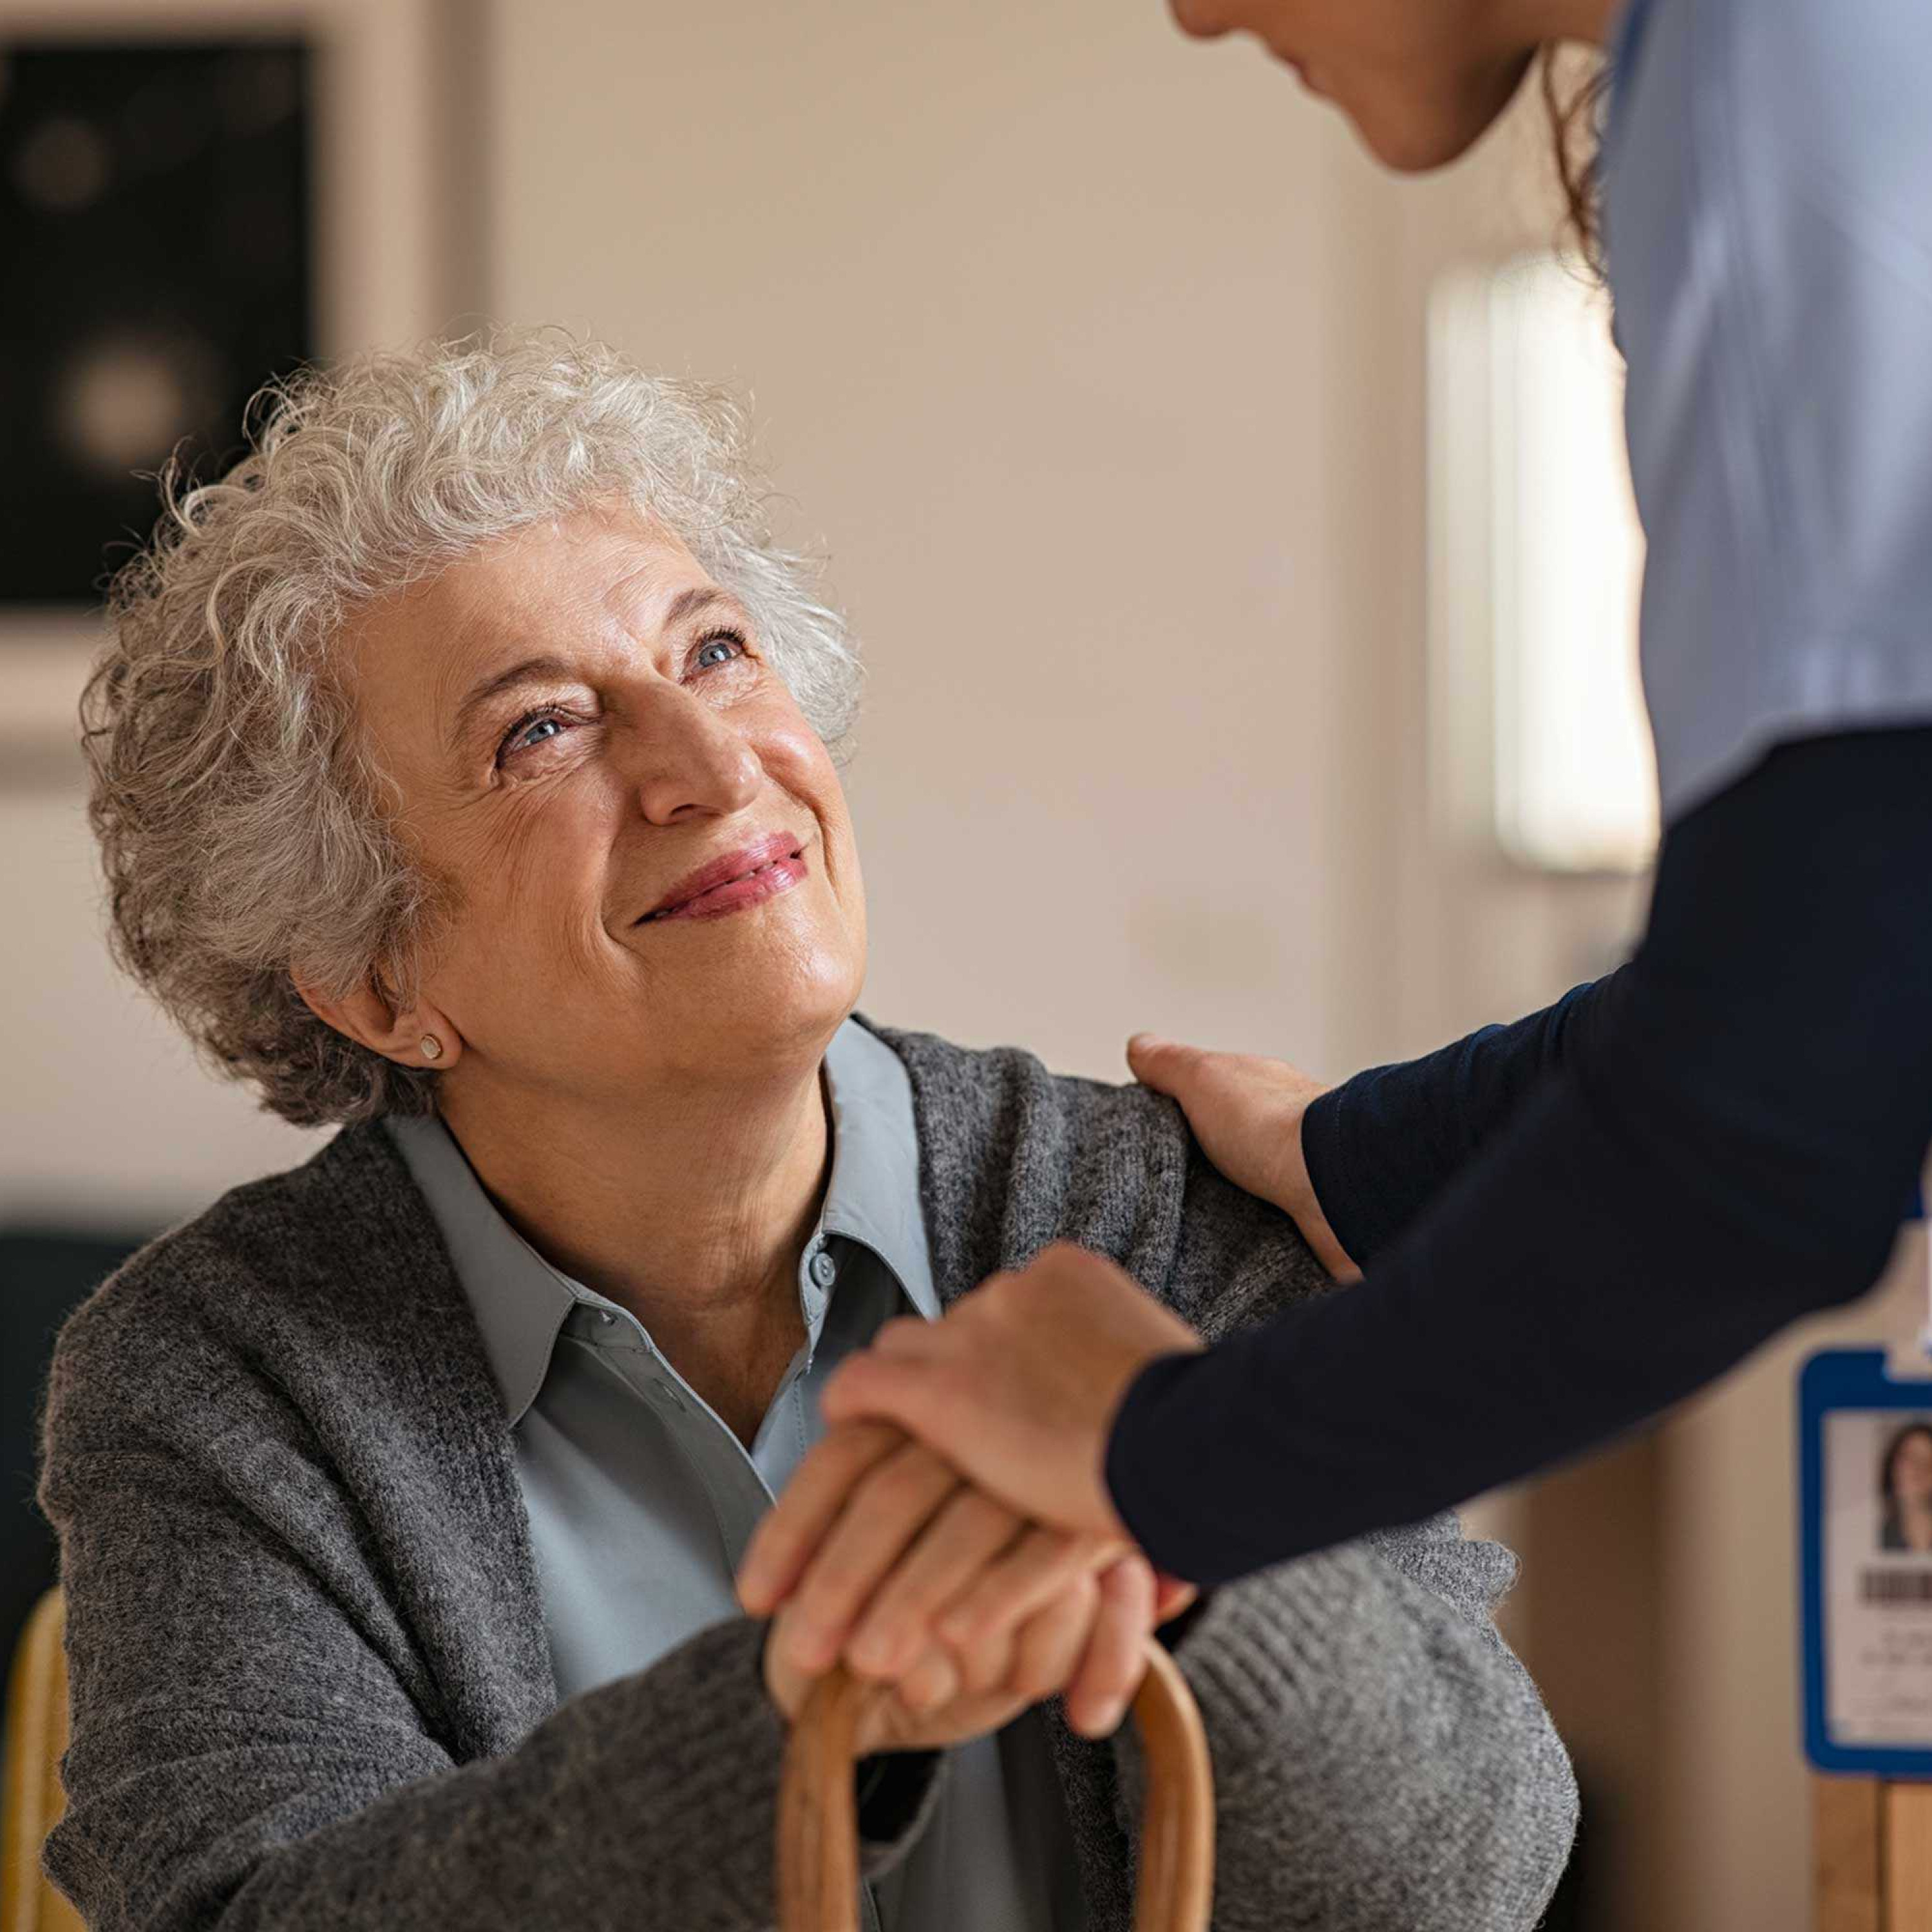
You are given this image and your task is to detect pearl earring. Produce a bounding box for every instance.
[419,1034,444,1063]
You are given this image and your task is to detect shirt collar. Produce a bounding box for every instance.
[383,1107,582,1427]
[819,1018,940,1321]
[383,1016,936,1427]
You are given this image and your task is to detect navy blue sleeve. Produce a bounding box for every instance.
[1107,726,1932,1587]
[1302,975,1620,1267]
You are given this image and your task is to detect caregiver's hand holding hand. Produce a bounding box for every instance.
[748,1421,1184,1741]
[1127,1032,1361,1282]
[743,1246,1204,1580]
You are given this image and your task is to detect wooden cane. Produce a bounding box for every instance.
[777,1639,1214,1931]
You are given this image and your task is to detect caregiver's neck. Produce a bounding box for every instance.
[437,1045,831,1446]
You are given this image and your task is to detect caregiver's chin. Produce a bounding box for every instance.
[299,503,867,1443]
[1168,0,1620,173]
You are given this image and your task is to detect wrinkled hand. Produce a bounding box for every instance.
[1127,1033,1359,1281]
[747,1421,1191,1747]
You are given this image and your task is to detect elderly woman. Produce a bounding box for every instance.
[38,332,1576,1932]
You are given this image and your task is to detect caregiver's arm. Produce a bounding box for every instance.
[1132,975,1620,1274]
[1112,724,1932,1582]
[1306,974,1620,1264]
[1119,1514,1575,1932]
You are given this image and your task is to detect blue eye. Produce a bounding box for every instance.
[696,629,747,670]
[495,708,573,766]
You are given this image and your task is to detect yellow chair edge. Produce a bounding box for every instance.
[3,1589,79,1932]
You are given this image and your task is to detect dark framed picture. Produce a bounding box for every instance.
[0,0,466,770]
[0,37,314,605]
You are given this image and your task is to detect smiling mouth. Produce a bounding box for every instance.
[637,835,810,925]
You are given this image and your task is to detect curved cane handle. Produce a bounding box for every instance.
[776,1640,1214,1931]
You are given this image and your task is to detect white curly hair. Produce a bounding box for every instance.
[82,328,864,1128]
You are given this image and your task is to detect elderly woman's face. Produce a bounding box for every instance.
[345,502,866,1099]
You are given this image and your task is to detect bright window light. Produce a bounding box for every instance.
[1430,253,1658,875]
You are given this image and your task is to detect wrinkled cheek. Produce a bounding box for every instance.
[835,843,868,966]
[457,822,602,1002]
[560,908,631,999]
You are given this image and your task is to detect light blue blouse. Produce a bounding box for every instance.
[384,1020,1085,1932]
[1604,0,1932,820]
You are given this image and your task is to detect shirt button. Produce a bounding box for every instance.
[810,1249,838,1291]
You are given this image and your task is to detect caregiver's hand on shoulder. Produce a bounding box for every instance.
[751,1421,1176,1744]
[1126,1032,1361,1282]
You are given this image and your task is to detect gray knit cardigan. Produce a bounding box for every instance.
[35,1022,1577,1931]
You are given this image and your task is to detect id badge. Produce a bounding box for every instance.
[1800,1348,1932,1775]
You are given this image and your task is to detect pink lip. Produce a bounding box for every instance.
[638,831,809,925]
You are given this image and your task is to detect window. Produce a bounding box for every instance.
[1429,252,1657,875]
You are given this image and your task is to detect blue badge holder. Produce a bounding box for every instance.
[1801,1345,1932,1776]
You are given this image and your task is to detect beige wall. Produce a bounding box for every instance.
[1,778,318,1227]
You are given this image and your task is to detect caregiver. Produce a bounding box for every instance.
[740,0,1932,1605]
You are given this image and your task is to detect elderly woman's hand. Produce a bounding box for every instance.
[746,1422,1188,1743]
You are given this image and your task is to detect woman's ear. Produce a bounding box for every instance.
[292,970,462,1071]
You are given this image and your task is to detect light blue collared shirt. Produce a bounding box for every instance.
[384,1019,1084,1932]
[1604,0,1932,820]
